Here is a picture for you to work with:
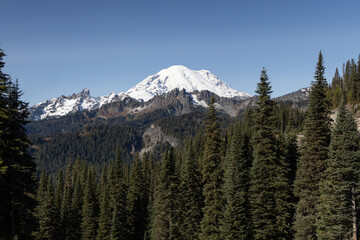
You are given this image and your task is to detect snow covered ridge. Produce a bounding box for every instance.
[126,65,252,101]
[29,65,252,120]
[29,88,126,120]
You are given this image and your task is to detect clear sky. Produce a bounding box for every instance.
[1,0,360,106]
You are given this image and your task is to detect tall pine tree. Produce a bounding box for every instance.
[316,100,360,239]
[179,139,203,239]
[127,153,147,240]
[97,165,111,240]
[294,51,332,239]
[151,147,181,240]
[81,166,98,240]
[223,124,252,240]
[200,98,224,240]
[0,49,37,239]
[249,68,292,239]
[109,156,129,239]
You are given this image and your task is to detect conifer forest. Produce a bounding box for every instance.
[3,47,360,240]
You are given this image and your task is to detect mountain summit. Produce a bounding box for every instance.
[125,65,251,101]
[29,65,252,120]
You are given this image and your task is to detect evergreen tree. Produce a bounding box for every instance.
[284,124,299,187]
[97,165,111,240]
[127,153,147,240]
[61,163,74,240]
[37,179,60,240]
[179,139,203,239]
[55,170,64,215]
[223,125,252,240]
[68,166,84,239]
[249,68,292,239]
[151,148,181,240]
[81,167,98,240]
[316,100,360,239]
[294,51,332,239]
[200,98,224,240]
[0,49,37,239]
[109,156,128,239]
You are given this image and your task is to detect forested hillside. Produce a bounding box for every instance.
[2,48,360,239]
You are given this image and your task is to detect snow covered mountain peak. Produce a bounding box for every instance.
[126,65,251,101]
[29,89,126,120]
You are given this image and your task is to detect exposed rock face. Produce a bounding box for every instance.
[140,125,178,155]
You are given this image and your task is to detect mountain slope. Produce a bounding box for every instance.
[29,89,125,120]
[29,65,251,120]
[125,65,251,101]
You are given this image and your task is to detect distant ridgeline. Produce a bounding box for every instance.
[28,99,305,175]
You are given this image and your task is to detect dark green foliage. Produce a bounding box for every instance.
[223,124,252,240]
[30,125,141,175]
[68,163,86,239]
[55,170,64,212]
[81,167,98,239]
[179,140,203,239]
[284,126,300,187]
[37,179,60,240]
[97,166,111,240]
[151,148,181,240]
[316,100,360,239]
[294,51,332,239]
[60,164,74,239]
[127,154,147,240]
[109,157,129,239]
[200,98,224,240]
[0,49,37,239]
[249,68,293,239]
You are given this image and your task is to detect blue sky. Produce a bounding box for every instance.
[1,0,360,105]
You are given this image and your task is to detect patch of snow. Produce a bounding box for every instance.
[30,89,126,120]
[191,94,208,108]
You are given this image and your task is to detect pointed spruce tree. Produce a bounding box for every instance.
[249,68,293,239]
[151,147,181,240]
[200,97,224,240]
[109,156,129,239]
[97,165,111,240]
[223,124,252,240]
[37,179,60,240]
[127,153,147,240]
[0,51,37,239]
[81,166,98,240]
[316,100,360,240]
[179,139,203,239]
[294,51,332,239]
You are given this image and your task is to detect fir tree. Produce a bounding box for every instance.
[316,100,360,239]
[200,98,224,240]
[179,139,203,239]
[223,125,252,240]
[109,156,128,239]
[81,167,98,240]
[97,165,111,240]
[61,163,75,240]
[0,50,37,239]
[127,153,147,240]
[37,179,60,240]
[249,68,292,239]
[151,148,181,240]
[294,51,332,239]
[55,169,64,219]
[69,166,84,239]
